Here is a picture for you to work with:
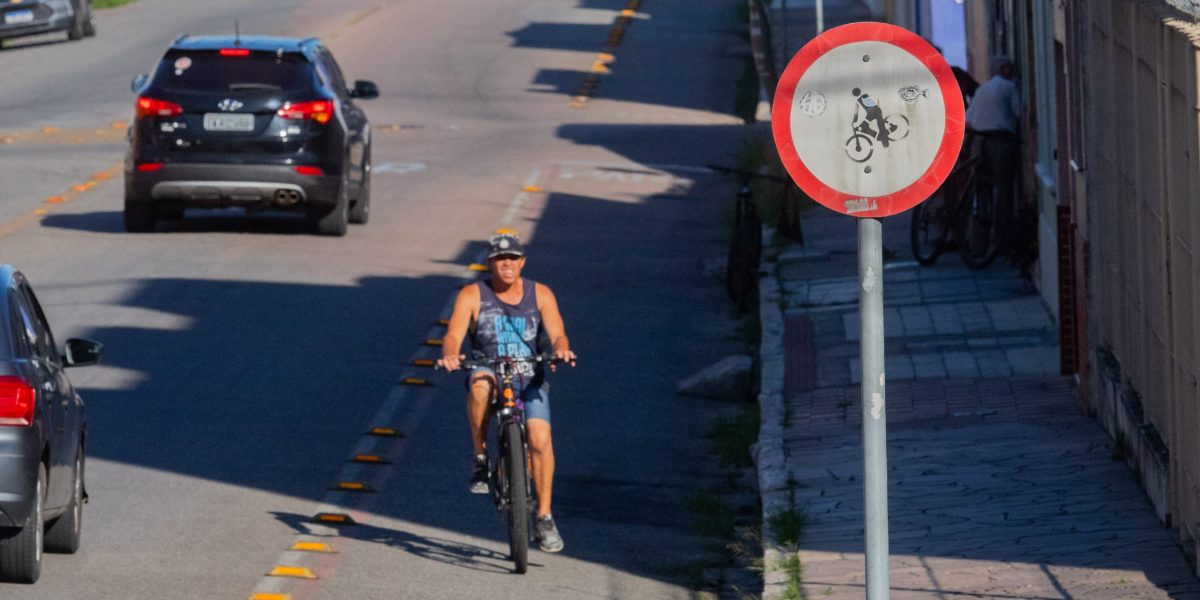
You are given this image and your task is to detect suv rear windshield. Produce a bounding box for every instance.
[152,50,314,94]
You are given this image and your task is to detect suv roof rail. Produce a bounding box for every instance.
[299,36,319,48]
[172,33,189,45]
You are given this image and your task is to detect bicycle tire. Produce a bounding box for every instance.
[910,187,950,266]
[959,181,1001,269]
[502,421,529,574]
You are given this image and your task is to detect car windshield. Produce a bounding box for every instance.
[153,51,313,94]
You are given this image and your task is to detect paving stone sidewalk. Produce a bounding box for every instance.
[756,216,1200,599]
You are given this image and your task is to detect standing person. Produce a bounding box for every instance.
[965,55,1021,216]
[437,232,576,553]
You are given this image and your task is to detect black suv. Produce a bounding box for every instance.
[0,0,95,43]
[124,35,378,236]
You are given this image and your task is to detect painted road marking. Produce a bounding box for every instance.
[373,162,427,175]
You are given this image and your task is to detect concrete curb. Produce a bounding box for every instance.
[754,228,792,600]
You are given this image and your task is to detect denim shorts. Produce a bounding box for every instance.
[467,368,551,424]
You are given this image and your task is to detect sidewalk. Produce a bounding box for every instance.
[755,210,1200,599]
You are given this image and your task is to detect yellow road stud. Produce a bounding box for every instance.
[267,566,318,579]
[597,52,615,63]
[423,338,444,346]
[335,481,375,492]
[353,454,389,464]
[290,541,336,553]
[402,377,430,386]
[411,359,436,367]
[249,593,292,600]
[620,8,636,16]
[591,61,611,74]
[522,185,542,193]
[370,426,403,436]
[468,263,488,271]
[46,196,66,204]
[313,512,356,525]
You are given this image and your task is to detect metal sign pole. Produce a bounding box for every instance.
[859,217,889,600]
[816,0,824,34]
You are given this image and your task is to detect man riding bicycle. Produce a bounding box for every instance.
[437,232,576,553]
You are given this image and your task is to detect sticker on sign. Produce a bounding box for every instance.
[772,22,964,218]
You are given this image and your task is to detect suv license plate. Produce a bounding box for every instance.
[203,113,254,132]
[4,11,34,25]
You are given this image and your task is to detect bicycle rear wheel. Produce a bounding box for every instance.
[959,182,1001,269]
[501,421,529,573]
[910,185,951,265]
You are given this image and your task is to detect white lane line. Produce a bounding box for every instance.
[500,167,543,226]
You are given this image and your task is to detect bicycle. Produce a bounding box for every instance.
[708,164,801,312]
[441,352,560,574]
[909,130,1013,269]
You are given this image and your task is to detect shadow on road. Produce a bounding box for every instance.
[270,512,526,574]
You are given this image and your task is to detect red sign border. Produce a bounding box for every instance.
[772,22,965,218]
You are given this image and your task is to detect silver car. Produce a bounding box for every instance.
[0,0,94,43]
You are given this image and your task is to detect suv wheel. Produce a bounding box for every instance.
[0,465,45,583]
[349,168,370,225]
[124,198,157,233]
[314,181,349,237]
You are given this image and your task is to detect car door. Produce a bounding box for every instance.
[315,47,368,190]
[17,283,76,510]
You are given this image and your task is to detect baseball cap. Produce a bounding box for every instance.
[487,232,525,259]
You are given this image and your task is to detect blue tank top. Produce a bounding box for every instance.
[470,278,544,388]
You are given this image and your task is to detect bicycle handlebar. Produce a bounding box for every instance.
[435,352,573,371]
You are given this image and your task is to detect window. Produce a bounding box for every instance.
[154,50,314,94]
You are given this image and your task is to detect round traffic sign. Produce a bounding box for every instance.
[772,22,964,218]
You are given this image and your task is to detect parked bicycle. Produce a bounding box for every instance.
[440,352,561,574]
[708,164,800,312]
[909,130,1015,269]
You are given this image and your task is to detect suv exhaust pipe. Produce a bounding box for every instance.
[274,189,301,206]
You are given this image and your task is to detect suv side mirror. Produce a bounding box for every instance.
[350,80,379,100]
[131,73,149,94]
[63,338,103,368]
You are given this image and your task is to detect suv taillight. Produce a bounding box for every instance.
[136,97,183,118]
[277,100,333,125]
[0,376,35,427]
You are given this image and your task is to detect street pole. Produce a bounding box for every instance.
[859,217,889,600]
[816,0,824,34]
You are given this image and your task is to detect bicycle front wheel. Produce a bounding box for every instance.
[959,183,1001,269]
[502,421,529,573]
[910,185,950,265]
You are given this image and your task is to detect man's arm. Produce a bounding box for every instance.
[536,283,576,366]
[438,284,480,371]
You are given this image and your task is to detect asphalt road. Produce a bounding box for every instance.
[0,0,754,597]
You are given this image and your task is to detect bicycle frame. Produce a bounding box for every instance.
[486,359,531,514]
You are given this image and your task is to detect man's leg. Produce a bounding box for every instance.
[527,417,563,552]
[466,373,494,455]
[527,419,554,518]
[466,372,494,494]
